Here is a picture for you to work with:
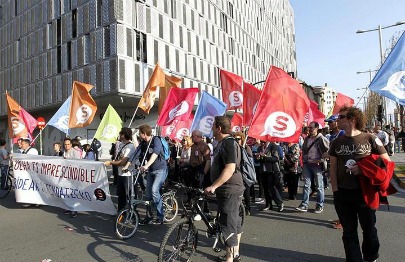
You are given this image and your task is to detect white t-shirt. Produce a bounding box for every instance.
[117,143,136,176]
[24,147,39,155]
[377,130,389,146]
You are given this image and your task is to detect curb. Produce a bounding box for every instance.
[393,171,405,189]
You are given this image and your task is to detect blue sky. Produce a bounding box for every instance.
[290,0,405,113]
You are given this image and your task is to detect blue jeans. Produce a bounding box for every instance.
[301,163,324,208]
[146,168,168,220]
[395,140,401,153]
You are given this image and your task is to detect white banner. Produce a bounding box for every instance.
[12,154,117,215]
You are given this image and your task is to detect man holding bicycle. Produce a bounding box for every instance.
[205,116,244,262]
[138,124,168,225]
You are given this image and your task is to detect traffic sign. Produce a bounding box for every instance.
[37,117,46,129]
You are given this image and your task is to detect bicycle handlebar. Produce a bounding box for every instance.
[171,182,205,196]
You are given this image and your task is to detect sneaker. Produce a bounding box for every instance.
[217,254,241,262]
[64,210,71,215]
[140,217,154,225]
[152,218,163,225]
[314,206,324,214]
[295,204,308,212]
[255,198,264,203]
[278,204,284,212]
[70,211,78,218]
[194,214,202,221]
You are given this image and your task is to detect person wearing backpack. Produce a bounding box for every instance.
[205,116,244,262]
[296,121,329,214]
[138,124,168,225]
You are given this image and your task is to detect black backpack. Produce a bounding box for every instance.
[239,145,257,187]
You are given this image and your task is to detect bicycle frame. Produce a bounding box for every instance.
[177,184,223,252]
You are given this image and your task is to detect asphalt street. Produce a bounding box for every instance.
[1,173,405,261]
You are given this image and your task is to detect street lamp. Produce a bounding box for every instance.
[356,21,405,124]
[356,21,405,64]
[356,69,378,84]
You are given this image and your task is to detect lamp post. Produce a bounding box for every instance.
[356,21,405,125]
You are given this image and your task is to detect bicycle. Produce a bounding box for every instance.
[157,183,245,262]
[0,164,14,199]
[115,169,179,239]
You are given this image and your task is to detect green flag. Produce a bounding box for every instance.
[94,104,122,142]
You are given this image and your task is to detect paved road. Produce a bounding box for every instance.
[1,176,405,261]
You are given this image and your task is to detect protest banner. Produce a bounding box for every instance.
[13,154,116,215]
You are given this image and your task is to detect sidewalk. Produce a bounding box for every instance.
[390,152,405,189]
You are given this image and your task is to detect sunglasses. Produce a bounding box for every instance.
[338,114,348,119]
[235,137,241,141]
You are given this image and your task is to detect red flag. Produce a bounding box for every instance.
[248,66,310,143]
[157,87,199,126]
[332,93,354,115]
[6,92,37,142]
[20,108,38,135]
[231,113,243,132]
[219,69,243,110]
[161,115,194,142]
[243,82,261,126]
[68,81,97,128]
[307,100,326,128]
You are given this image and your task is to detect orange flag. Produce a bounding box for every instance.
[158,74,182,114]
[138,63,166,114]
[68,81,98,128]
[6,91,37,140]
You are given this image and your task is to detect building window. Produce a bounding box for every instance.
[96,0,102,27]
[228,2,233,19]
[67,41,71,69]
[72,9,77,38]
[136,30,147,62]
[57,45,61,73]
[220,12,228,33]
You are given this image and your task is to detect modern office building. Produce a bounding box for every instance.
[0,0,296,155]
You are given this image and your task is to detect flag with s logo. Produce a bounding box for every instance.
[157,87,199,126]
[138,63,166,114]
[248,66,309,143]
[48,96,71,134]
[6,91,38,142]
[231,113,243,132]
[68,81,97,128]
[94,104,122,142]
[220,69,243,110]
[190,91,227,137]
[243,82,261,126]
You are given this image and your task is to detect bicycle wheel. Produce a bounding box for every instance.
[158,217,198,262]
[163,194,178,222]
[0,176,12,199]
[115,208,139,239]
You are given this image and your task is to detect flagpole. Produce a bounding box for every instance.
[31,123,49,145]
[128,106,140,128]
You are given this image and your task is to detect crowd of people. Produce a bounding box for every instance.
[0,106,397,262]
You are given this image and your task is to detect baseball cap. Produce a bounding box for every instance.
[325,115,338,123]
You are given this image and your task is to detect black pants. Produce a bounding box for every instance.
[112,165,118,185]
[285,171,300,199]
[242,183,252,212]
[116,176,127,211]
[254,166,264,198]
[263,171,283,207]
[334,188,379,262]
